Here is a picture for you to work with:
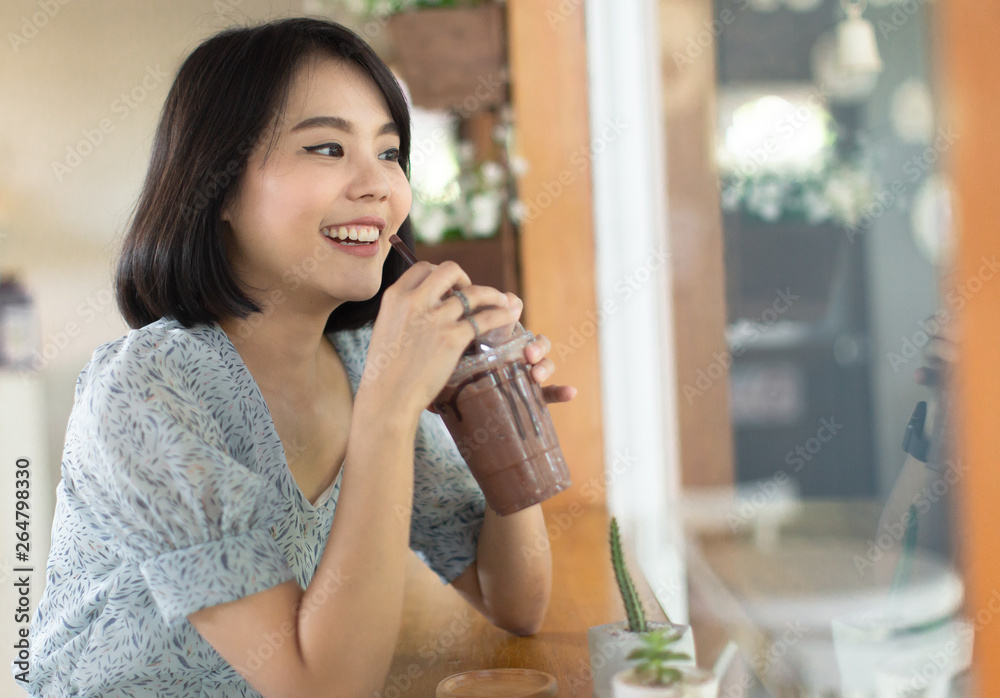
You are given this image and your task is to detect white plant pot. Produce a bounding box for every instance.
[611,669,682,698]
[588,621,695,698]
[611,668,720,698]
[677,668,720,698]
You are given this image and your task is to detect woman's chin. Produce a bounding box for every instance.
[335,285,381,305]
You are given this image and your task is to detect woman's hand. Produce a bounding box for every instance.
[362,261,520,417]
[503,292,577,405]
[523,334,577,404]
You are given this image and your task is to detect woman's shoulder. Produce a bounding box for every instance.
[88,317,227,370]
[79,317,236,399]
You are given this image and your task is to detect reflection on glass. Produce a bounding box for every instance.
[679,0,972,695]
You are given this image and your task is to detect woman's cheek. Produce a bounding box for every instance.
[392,171,412,210]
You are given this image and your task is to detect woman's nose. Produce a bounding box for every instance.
[346,156,391,201]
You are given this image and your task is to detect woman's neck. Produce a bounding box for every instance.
[219,307,338,398]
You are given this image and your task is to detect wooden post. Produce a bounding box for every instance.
[941,2,1000,692]
[659,0,735,488]
[506,0,605,511]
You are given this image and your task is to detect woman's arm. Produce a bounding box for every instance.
[189,262,520,698]
[450,505,552,636]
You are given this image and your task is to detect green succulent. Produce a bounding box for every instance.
[626,628,692,687]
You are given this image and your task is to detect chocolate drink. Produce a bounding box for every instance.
[433,328,571,516]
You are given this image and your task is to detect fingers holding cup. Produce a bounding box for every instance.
[525,334,552,365]
[521,333,577,403]
[541,384,578,404]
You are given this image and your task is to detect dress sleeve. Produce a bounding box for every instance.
[409,411,487,584]
[64,333,295,625]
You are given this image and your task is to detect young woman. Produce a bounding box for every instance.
[17,17,573,697]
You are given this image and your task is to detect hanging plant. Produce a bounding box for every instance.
[410,156,514,244]
[720,157,877,228]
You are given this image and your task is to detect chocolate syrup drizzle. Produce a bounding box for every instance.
[435,362,543,441]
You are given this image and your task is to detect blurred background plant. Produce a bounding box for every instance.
[720,156,875,227]
[408,105,527,245]
[360,0,486,15]
[716,91,877,227]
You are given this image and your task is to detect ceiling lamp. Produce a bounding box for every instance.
[837,0,884,74]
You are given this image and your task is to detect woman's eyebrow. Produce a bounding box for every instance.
[290,115,398,136]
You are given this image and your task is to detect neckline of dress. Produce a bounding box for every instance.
[206,319,347,513]
[309,464,344,508]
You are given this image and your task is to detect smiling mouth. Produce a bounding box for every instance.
[321,225,380,246]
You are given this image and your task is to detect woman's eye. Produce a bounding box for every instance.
[380,147,401,162]
[303,143,343,157]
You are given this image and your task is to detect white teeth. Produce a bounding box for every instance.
[323,225,381,242]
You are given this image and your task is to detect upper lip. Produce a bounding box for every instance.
[323,216,386,231]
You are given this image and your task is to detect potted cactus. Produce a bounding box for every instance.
[588,518,696,698]
[612,629,720,698]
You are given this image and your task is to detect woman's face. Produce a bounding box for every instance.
[222,55,411,312]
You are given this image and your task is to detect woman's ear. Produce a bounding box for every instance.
[219,173,245,224]
[216,194,239,259]
[220,193,236,223]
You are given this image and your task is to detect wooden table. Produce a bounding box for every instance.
[384,506,668,697]
[384,500,942,696]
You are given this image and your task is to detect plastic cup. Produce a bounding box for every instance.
[433,325,571,515]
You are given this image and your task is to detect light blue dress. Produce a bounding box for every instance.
[14,318,486,697]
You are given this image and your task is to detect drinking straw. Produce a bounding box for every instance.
[389,234,418,267]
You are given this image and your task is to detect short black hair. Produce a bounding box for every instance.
[115,17,413,332]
